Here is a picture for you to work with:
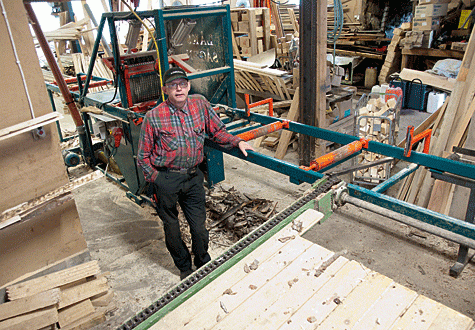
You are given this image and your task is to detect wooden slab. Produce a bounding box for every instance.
[58,299,95,328]
[6,260,100,300]
[0,306,58,330]
[0,288,60,321]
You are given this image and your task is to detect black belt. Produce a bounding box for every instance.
[157,166,198,175]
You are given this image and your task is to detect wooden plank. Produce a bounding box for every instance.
[152,210,325,329]
[315,273,393,330]
[275,87,299,159]
[170,55,197,73]
[58,299,95,328]
[389,295,444,330]
[61,311,106,330]
[6,261,100,300]
[427,305,474,329]
[399,69,455,92]
[0,306,58,330]
[0,288,60,321]
[208,244,335,330]
[0,112,62,141]
[58,276,108,309]
[278,261,371,330]
[180,236,314,330]
[350,282,418,330]
[396,99,447,148]
[244,256,348,330]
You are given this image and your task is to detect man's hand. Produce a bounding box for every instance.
[238,140,255,157]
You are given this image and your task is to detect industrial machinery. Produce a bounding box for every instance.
[42,5,475,329]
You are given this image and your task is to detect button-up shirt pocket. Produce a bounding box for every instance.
[192,126,205,151]
[160,128,178,152]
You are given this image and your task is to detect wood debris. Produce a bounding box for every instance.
[179,184,277,249]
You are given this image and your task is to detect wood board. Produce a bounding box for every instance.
[148,210,474,330]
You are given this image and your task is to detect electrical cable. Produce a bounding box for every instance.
[121,0,165,101]
[1,0,36,119]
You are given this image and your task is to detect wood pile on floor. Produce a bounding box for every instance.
[179,184,277,249]
[0,260,114,330]
[233,59,294,101]
[397,27,475,217]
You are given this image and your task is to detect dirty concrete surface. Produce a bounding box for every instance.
[68,109,475,329]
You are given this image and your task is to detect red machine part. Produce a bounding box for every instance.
[404,126,432,158]
[301,138,369,172]
[245,94,274,117]
[110,127,123,148]
[237,121,289,141]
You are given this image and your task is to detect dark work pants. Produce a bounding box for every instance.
[153,168,211,272]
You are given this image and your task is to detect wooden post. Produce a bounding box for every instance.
[298,0,327,166]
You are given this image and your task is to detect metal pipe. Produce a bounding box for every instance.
[372,163,418,193]
[342,193,475,250]
[24,3,84,127]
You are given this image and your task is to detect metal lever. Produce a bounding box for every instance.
[404,126,432,158]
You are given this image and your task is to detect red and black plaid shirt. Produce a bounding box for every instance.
[137,95,242,182]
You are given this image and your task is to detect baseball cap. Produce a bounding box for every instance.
[163,67,188,85]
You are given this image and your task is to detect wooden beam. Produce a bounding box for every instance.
[58,276,108,309]
[0,306,58,330]
[6,261,101,301]
[275,87,299,159]
[0,288,60,322]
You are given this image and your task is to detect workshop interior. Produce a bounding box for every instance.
[1,0,475,329]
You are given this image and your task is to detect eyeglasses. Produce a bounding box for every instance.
[166,81,188,89]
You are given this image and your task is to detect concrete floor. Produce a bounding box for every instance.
[67,107,475,329]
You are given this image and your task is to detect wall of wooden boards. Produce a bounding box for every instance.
[0,1,70,211]
[0,200,88,288]
[0,2,88,286]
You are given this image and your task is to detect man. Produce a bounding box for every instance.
[137,67,254,280]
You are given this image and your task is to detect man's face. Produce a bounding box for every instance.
[162,78,190,107]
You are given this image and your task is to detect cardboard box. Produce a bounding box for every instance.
[451,41,468,51]
[414,4,448,18]
[412,17,440,31]
[418,0,451,4]
[336,98,353,119]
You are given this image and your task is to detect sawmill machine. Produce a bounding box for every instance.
[46,5,237,201]
[42,5,475,328]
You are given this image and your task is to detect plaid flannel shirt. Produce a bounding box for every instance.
[137,95,242,183]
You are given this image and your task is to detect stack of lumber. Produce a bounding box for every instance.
[0,260,114,330]
[397,26,475,214]
[233,59,294,101]
[231,8,271,58]
[72,53,114,80]
[378,27,409,84]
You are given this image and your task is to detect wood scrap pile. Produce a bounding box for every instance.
[178,185,277,248]
[354,95,399,183]
[379,26,410,84]
[233,59,294,101]
[0,260,114,330]
[397,27,475,216]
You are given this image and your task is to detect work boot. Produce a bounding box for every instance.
[180,269,193,280]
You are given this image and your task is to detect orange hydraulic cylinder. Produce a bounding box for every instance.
[301,139,368,172]
[237,121,289,141]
